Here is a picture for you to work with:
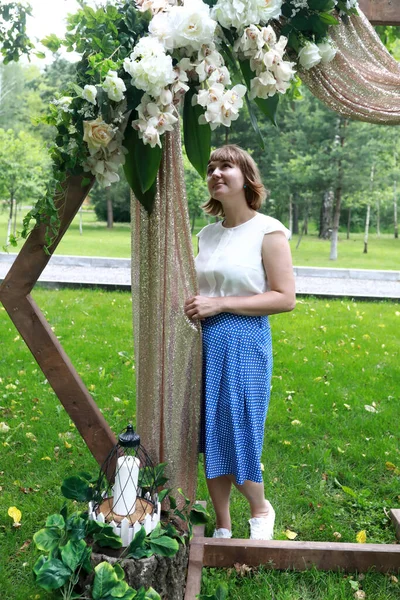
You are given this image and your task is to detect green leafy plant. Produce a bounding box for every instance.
[197,583,229,600]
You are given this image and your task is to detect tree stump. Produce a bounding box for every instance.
[91,543,189,599]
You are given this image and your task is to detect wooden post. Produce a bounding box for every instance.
[358,0,400,25]
[0,174,117,469]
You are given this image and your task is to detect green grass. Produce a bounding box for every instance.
[1,290,399,599]
[1,209,399,269]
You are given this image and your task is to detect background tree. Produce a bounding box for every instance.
[0,128,50,245]
[0,1,33,64]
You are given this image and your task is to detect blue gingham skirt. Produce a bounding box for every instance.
[199,312,273,485]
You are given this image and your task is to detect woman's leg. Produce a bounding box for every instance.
[229,476,270,518]
[206,475,233,530]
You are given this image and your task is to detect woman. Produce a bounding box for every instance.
[184,145,295,540]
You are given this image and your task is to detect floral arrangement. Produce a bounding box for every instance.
[19,0,358,245]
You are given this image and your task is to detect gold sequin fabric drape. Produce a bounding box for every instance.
[300,9,400,124]
[131,123,202,502]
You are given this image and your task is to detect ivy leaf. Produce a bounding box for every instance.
[92,561,118,599]
[148,535,179,557]
[33,527,63,552]
[61,539,88,573]
[183,87,211,180]
[45,514,65,529]
[34,558,72,591]
[126,526,147,558]
[189,503,210,525]
[145,588,162,600]
[122,114,161,214]
[61,476,93,502]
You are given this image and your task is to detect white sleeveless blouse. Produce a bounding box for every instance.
[195,212,290,297]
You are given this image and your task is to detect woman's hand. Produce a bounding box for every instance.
[184,295,225,320]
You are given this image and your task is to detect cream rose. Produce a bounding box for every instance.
[83,118,115,155]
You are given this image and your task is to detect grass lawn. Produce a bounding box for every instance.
[1,290,399,599]
[1,209,399,270]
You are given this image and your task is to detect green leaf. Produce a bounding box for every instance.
[239,58,279,126]
[122,116,161,214]
[198,583,229,600]
[157,489,169,503]
[126,526,147,557]
[145,588,161,600]
[113,563,125,582]
[148,535,179,557]
[92,562,119,600]
[45,514,65,529]
[189,503,210,525]
[33,555,47,575]
[244,93,265,150]
[318,12,339,24]
[33,527,63,552]
[66,515,87,541]
[61,476,92,502]
[41,34,62,52]
[183,87,211,179]
[169,495,177,510]
[94,531,124,549]
[34,558,72,591]
[61,539,88,573]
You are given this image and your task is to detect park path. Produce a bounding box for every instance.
[0,254,399,300]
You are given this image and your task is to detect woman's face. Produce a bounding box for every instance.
[207,159,245,201]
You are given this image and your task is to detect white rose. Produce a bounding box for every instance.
[212,0,259,30]
[256,0,283,23]
[124,37,175,98]
[102,71,126,103]
[82,85,98,105]
[317,40,337,64]
[298,42,322,70]
[83,118,115,155]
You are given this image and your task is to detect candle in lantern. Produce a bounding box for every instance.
[113,456,140,516]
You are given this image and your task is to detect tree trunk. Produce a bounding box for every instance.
[346,208,351,240]
[79,207,83,235]
[363,203,371,254]
[394,151,398,239]
[107,192,113,229]
[363,163,375,254]
[319,189,333,239]
[289,194,293,233]
[191,211,195,233]
[6,194,14,245]
[376,196,380,237]
[296,203,309,250]
[329,118,348,261]
[12,198,18,236]
[292,200,299,235]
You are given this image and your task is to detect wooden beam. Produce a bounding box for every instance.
[0,174,117,469]
[391,509,400,541]
[198,538,400,573]
[185,502,206,600]
[358,0,400,25]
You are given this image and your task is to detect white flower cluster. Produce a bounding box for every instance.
[135,0,177,15]
[298,40,337,70]
[132,90,178,148]
[194,83,247,130]
[290,0,308,17]
[123,37,176,98]
[83,120,128,187]
[211,0,283,30]
[234,25,296,98]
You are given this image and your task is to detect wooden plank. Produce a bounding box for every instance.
[358,0,400,25]
[391,509,400,541]
[185,502,206,600]
[199,538,400,573]
[0,174,117,470]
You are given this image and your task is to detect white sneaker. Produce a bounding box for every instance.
[249,502,275,540]
[212,528,232,538]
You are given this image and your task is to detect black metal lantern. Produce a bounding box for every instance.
[89,424,160,546]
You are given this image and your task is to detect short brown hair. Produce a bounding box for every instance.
[202,145,267,217]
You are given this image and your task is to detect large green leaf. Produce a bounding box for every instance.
[183,87,211,179]
[94,531,124,549]
[61,539,88,573]
[239,59,279,126]
[122,115,161,214]
[92,562,119,599]
[45,514,65,529]
[33,527,63,552]
[34,558,72,591]
[145,588,161,600]
[126,526,147,558]
[61,476,92,502]
[66,514,87,542]
[189,503,210,525]
[148,535,179,557]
